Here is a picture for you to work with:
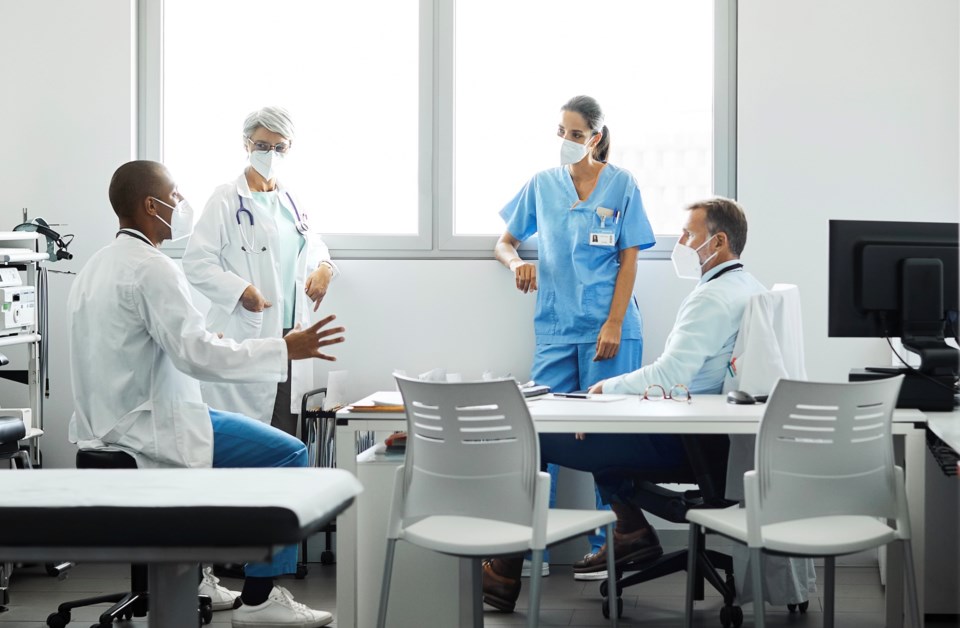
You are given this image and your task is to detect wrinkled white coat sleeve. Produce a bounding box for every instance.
[182,193,250,311]
[135,255,287,384]
[603,291,734,394]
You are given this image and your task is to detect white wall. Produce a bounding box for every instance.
[1,0,957,483]
[738,0,959,381]
[0,0,136,469]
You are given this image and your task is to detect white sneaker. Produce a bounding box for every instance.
[199,566,241,611]
[231,586,333,628]
[520,558,550,578]
[574,569,608,581]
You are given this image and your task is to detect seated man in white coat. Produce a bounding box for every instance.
[484,198,767,611]
[68,160,344,628]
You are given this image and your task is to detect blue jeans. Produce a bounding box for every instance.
[210,409,308,578]
[532,340,643,552]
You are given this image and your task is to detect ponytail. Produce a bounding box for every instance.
[593,125,610,163]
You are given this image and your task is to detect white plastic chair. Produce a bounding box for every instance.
[377,375,618,628]
[684,376,921,628]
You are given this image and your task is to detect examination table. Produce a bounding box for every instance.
[0,467,361,626]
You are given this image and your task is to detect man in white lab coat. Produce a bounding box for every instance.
[484,198,767,612]
[68,161,343,628]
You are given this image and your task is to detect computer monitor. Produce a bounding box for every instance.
[828,219,959,375]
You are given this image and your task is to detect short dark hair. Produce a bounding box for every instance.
[108,161,169,219]
[687,197,748,256]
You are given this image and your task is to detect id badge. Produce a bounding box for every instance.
[589,230,615,246]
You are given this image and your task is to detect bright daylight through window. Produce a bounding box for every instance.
[454,0,715,238]
[159,0,718,249]
[162,0,419,236]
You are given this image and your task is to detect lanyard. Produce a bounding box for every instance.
[116,229,154,247]
[706,262,743,283]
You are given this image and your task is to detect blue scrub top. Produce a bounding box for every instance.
[500,163,655,344]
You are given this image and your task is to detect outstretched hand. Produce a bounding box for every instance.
[283,314,346,361]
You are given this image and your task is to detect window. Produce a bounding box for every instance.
[450,0,716,240]
[159,0,423,249]
[144,0,733,257]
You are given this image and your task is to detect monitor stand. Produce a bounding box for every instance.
[852,367,956,411]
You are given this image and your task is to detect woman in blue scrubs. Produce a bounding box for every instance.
[484,95,655,611]
[495,95,655,391]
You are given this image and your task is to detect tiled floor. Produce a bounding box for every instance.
[0,558,954,627]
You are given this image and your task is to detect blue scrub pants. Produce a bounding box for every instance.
[539,432,686,505]
[531,339,643,553]
[210,409,308,578]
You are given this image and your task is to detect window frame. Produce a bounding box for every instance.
[138,0,737,260]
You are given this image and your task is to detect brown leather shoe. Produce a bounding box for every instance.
[572,527,663,574]
[482,557,523,612]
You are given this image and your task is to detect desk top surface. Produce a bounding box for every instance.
[339,392,926,435]
[927,410,960,453]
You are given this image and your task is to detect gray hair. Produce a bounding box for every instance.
[687,197,748,256]
[243,106,295,140]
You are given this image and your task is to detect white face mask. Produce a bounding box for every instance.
[249,149,283,181]
[560,136,594,166]
[671,233,718,279]
[151,197,195,241]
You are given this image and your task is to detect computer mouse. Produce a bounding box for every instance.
[726,390,757,405]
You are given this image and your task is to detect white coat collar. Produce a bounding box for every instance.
[117,228,155,247]
[234,172,289,200]
[699,259,742,285]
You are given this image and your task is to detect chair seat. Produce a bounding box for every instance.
[401,509,616,556]
[688,507,900,556]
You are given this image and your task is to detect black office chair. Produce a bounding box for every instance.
[599,434,744,627]
[45,449,214,628]
[1,415,31,610]
[298,387,339,573]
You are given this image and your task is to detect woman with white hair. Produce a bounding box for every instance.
[184,106,338,438]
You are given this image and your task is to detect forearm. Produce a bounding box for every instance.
[494,240,523,271]
[606,249,638,324]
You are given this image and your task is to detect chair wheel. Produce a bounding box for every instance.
[295,563,309,579]
[601,596,623,619]
[598,580,623,598]
[199,599,213,624]
[719,604,743,627]
[46,611,69,628]
[320,550,335,565]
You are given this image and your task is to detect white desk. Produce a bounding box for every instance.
[335,394,928,628]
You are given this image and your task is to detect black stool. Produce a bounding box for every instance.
[0,415,31,609]
[45,449,213,628]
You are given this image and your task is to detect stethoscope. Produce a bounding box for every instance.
[236,193,309,254]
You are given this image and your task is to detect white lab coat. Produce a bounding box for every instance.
[67,231,287,469]
[721,284,817,605]
[182,174,334,422]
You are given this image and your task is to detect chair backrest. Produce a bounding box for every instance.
[723,284,807,396]
[395,375,539,526]
[753,376,903,526]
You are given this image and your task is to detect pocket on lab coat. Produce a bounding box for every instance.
[224,306,264,342]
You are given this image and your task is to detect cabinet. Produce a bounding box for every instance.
[0,232,49,466]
